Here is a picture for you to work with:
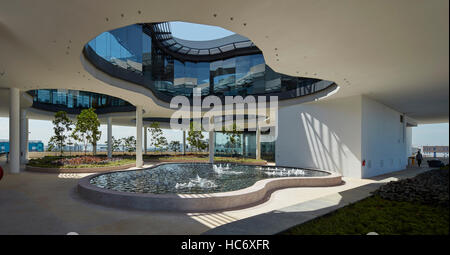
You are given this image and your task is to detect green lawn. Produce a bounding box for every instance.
[27,156,135,168]
[61,159,135,168]
[28,154,266,168]
[281,195,449,235]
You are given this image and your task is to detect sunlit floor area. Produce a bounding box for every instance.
[0,162,432,235]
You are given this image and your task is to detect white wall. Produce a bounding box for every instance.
[406,126,413,157]
[361,96,410,178]
[276,95,412,179]
[276,96,363,178]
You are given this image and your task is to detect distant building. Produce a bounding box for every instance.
[0,140,44,153]
[421,146,449,158]
[422,146,449,154]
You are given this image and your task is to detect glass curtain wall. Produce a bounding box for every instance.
[31,89,131,110]
[85,24,327,99]
[214,131,268,159]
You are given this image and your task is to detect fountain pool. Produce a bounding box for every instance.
[78,163,342,212]
[88,163,330,194]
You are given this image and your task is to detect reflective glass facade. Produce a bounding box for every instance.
[28,89,134,114]
[85,24,335,101]
[214,131,275,160]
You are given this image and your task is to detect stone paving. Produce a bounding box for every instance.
[203,167,433,235]
[0,159,433,235]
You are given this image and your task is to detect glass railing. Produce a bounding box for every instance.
[28,89,135,114]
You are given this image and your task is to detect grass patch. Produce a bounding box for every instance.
[280,195,449,235]
[61,159,135,168]
[27,156,135,169]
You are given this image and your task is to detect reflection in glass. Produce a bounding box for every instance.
[30,89,132,111]
[85,23,333,100]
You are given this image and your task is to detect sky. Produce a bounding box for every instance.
[0,117,448,147]
[169,21,234,40]
[0,118,189,145]
[411,123,449,146]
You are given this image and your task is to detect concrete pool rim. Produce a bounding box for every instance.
[77,162,343,212]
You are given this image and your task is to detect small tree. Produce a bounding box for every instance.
[48,111,73,156]
[72,108,101,155]
[222,123,241,156]
[121,136,136,153]
[159,137,168,152]
[148,122,167,153]
[187,121,207,152]
[47,141,56,152]
[169,141,181,152]
[104,136,121,155]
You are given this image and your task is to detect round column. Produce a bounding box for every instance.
[107,116,112,158]
[182,130,186,155]
[136,106,143,168]
[144,125,147,155]
[209,131,215,164]
[256,124,261,160]
[9,88,20,173]
[20,109,29,164]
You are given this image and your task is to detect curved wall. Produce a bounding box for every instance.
[27,89,135,115]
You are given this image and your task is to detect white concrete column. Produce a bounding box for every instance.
[209,131,215,163]
[256,124,261,160]
[144,126,147,155]
[182,130,186,155]
[24,117,29,162]
[20,109,29,164]
[136,105,143,168]
[107,116,112,158]
[9,88,20,173]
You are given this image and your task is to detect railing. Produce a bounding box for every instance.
[143,22,261,62]
[27,90,136,115]
[83,23,337,105]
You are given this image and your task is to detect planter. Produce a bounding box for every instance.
[25,163,136,173]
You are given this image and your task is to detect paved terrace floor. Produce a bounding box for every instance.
[0,160,431,235]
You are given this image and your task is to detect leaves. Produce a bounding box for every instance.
[121,136,136,152]
[72,108,101,155]
[169,141,181,152]
[105,136,122,152]
[148,122,168,152]
[187,121,207,152]
[222,122,241,155]
[48,111,73,156]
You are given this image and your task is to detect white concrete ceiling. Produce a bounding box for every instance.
[0,0,448,123]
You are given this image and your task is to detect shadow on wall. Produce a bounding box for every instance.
[301,112,349,175]
[276,97,362,178]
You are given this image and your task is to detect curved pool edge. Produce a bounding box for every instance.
[77,163,343,213]
[77,163,343,212]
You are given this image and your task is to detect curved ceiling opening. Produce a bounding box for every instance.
[83,22,338,104]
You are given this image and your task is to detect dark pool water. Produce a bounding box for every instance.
[89,163,330,194]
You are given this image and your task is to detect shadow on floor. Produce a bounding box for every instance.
[202,182,384,235]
